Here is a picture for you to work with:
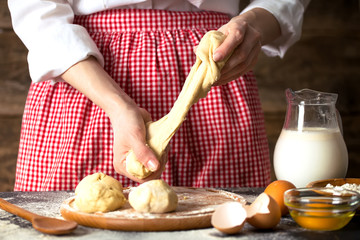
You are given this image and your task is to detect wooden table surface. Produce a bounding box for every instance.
[0,188,359,240]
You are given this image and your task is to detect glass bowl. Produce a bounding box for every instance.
[306,178,360,212]
[284,187,360,231]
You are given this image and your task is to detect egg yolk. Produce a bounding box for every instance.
[289,203,355,231]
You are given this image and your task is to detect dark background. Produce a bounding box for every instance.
[1,1,359,191]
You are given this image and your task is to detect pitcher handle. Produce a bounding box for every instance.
[336,109,343,135]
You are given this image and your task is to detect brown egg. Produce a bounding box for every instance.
[246,193,281,229]
[211,202,247,234]
[264,180,296,216]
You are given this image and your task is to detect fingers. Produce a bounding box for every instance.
[111,104,162,182]
[132,145,170,183]
[221,31,260,72]
[132,142,159,172]
[112,148,159,183]
[112,126,160,180]
[214,21,248,62]
[213,22,261,85]
[215,39,261,85]
[136,108,158,171]
[113,146,169,184]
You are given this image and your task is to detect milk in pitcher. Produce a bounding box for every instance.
[274,127,348,187]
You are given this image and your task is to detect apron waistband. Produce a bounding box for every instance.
[74,9,230,32]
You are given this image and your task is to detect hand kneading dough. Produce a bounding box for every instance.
[128,179,178,213]
[126,150,152,179]
[126,30,230,179]
[74,172,126,213]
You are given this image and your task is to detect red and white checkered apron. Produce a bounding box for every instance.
[14,9,270,191]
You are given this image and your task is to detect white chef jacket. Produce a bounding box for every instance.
[8,0,310,83]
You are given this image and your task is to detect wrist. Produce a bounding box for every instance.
[238,8,281,45]
[104,93,137,124]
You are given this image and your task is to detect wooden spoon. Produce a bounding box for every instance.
[0,197,77,235]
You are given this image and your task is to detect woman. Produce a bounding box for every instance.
[8,0,309,191]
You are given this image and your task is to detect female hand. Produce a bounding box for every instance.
[213,8,281,85]
[110,103,168,183]
[213,16,261,85]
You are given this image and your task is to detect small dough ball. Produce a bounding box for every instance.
[74,172,126,213]
[129,179,178,213]
[125,150,152,179]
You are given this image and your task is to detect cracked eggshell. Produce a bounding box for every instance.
[246,193,281,229]
[211,201,247,234]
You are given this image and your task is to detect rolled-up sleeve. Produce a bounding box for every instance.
[8,0,104,83]
[241,0,310,58]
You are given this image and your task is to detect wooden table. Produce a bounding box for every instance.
[0,188,359,240]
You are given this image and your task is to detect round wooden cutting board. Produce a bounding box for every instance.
[60,187,246,231]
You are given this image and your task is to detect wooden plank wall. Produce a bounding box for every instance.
[1,1,359,191]
[257,0,360,180]
[0,0,30,191]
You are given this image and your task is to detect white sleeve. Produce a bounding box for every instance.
[241,0,310,58]
[8,0,104,83]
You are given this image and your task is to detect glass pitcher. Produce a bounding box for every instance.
[273,88,348,187]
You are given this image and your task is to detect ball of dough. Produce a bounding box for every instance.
[74,172,126,213]
[129,179,178,213]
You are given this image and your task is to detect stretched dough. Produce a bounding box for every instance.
[126,30,229,178]
[74,172,126,213]
[128,179,178,213]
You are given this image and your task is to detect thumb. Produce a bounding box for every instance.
[213,36,237,62]
[132,142,159,172]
